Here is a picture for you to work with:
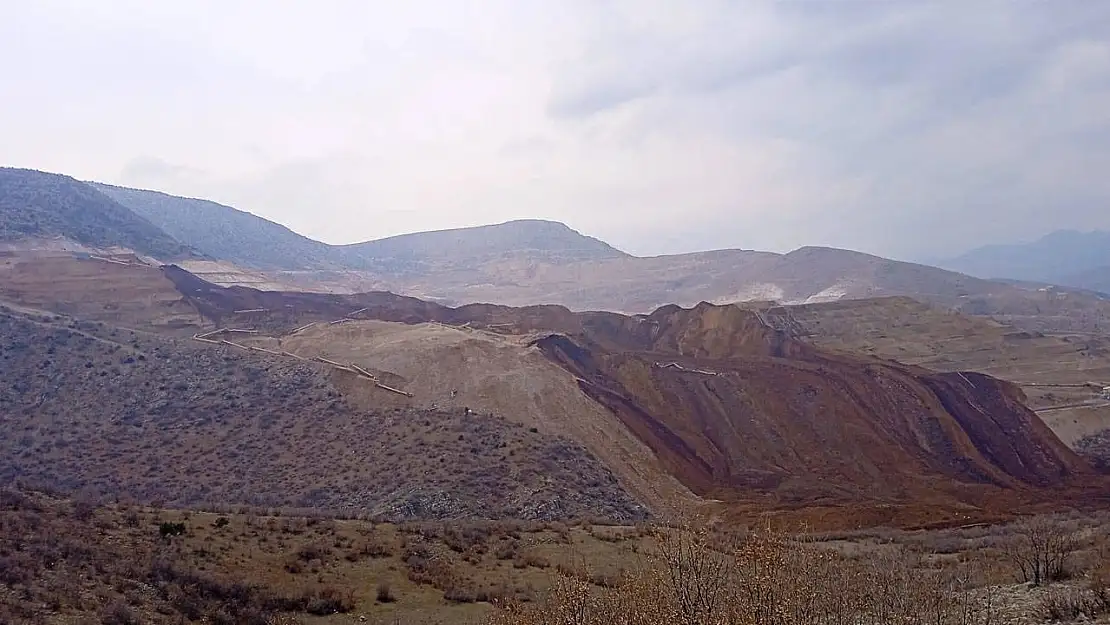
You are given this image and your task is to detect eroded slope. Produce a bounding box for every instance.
[529,304,1087,504]
[753,297,1110,465]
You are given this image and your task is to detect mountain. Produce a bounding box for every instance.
[8,170,1110,334]
[341,219,628,271]
[1056,265,1110,294]
[940,229,1110,285]
[283,242,1110,335]
[0,168,193,260]
[93,182,625,272]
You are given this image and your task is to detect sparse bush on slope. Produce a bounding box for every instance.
[488,523,1015,625]
[0,307,647,522]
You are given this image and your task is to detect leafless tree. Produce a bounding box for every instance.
[1004,514,1078,586]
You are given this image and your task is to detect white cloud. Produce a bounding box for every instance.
[1,1,1108,258]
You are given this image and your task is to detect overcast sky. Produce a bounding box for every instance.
[2,1,1109,260]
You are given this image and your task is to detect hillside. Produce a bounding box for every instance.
[91,182,368,270]
[7,490,1108,625]
[0,168,193,260]
[0,303,645,522]
[751,297,1110,466]
[940,230,1110,286]
[0,257,1099,525]
[1057,265,1110,295]
[160,266,1098,515]
[285,244,1110,335]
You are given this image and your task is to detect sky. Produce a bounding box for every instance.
[1,1,1109,261]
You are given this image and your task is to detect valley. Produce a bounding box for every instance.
[3,168,1110,623]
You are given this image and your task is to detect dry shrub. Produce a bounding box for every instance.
[376,581,396,603]
[487,523,1012,625]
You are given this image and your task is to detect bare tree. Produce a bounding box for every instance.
[655,523,735,625]
[1004,514,1078,586]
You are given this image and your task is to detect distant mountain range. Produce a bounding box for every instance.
[939,230,1110,294]
[4,166,1110,333]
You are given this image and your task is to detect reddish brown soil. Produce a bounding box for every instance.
[2,258,1104,525]
[160,266,1103,517]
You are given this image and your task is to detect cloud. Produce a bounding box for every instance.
[1,1,1109,259]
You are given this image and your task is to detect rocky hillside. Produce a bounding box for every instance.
[0,168,193,260]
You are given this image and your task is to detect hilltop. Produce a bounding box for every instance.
[341,219,628,270]
[93,182,625,272]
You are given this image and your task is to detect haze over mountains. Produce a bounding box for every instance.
[5,167,1110,338]
[5,160,1110,623]
[940,229,1110,294]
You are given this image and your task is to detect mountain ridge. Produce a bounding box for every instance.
[7,168,1110,335]
[92,180,625,271]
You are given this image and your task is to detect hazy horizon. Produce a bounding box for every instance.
[3,2,1109,260]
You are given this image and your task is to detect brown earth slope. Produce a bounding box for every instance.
[162,267,1098,514]
[750,297,1110,467]
[528,304,1086,503]
[1,258,1102,522]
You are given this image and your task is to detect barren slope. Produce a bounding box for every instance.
[2,257,1101,521]
[530,304,1087,502]
[0,252,206,333]
[753,297,1110,465]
